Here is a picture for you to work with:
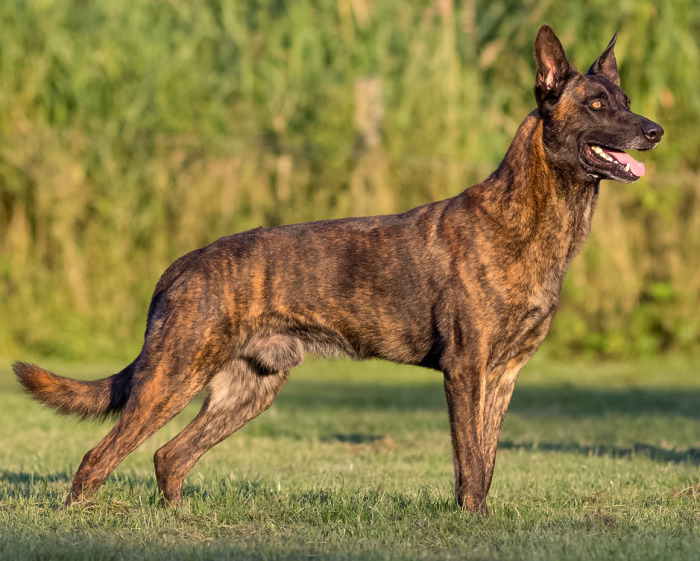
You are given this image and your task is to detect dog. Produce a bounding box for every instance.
[13,25,663,513]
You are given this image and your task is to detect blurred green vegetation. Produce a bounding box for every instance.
[0,0,698,360]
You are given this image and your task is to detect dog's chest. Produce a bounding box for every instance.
[476,265,562,368]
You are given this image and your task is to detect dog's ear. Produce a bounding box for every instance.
[587,32,620,86]
[534,25,572,104]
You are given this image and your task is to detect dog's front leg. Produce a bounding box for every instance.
[443,366,489,513]
[481,362,523,497]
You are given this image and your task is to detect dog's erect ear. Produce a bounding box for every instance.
[534,25,572,103]
[587,32,620,86]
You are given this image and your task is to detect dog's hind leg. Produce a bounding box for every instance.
[154,359,288,506]
[66,353,210,504]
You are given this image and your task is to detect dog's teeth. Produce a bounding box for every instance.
[592,146,619,165]
[624,163,630,172]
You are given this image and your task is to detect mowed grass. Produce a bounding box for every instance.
[0,357,698,560]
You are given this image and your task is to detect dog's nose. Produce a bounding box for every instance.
[643,122,664,143]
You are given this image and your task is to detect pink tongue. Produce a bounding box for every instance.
[604,149,645,177]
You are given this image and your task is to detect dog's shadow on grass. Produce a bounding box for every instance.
[0,470,160,502]
[498,440,700,466]
[0,470,72,501]
[0,470,71,486]
[320,433,386,444]
[278,380,700,419]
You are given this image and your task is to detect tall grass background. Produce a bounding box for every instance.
[0,0,698,361]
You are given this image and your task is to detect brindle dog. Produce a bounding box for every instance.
[14,26,663,513]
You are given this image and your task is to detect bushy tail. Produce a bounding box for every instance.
[12,361,136,420]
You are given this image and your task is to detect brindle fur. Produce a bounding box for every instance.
[13,26,663,513]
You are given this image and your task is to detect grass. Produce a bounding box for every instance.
[0,356,698,560]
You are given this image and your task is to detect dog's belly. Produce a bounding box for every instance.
[238,307,438,373]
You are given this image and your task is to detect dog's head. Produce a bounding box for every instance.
[533,25,663,183]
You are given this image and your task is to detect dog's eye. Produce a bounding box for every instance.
[625,97,631,108]
[591,100,602,109]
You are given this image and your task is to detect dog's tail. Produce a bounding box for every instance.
[12,360,136,420]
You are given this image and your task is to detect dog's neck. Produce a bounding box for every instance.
[488,110,598,206]
[465,110,599,274]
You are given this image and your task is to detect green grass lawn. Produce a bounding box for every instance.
[0,356,698,560]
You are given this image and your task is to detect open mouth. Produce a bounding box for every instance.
[584,144,646,182]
